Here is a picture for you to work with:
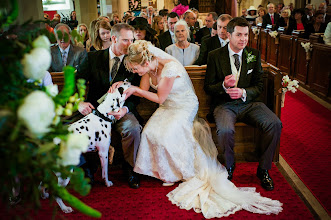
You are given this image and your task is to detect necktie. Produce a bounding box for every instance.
[62,51,67,67]
[271,14,274,25]
[233,54,240,72]
[110,57,120,82]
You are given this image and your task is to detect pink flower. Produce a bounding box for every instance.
[171,4,189,17]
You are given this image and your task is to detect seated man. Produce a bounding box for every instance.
[157,12,179,51]
[195,14,232,65]
[195,12,218,44]
[262,3,280,28]
[76,23,142,189]
[204,17,282,191]
[49,23,87,72]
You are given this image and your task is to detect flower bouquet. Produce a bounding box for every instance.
[281,75,299,107]
[269,31,279,44]
[0,0,100,218]
[301,42,313,60]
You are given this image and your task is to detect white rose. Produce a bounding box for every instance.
[17,91,55,137]
[21,48,51,80]
[45,84,58,97]
[32,35,51,51]
[58,133,89,166]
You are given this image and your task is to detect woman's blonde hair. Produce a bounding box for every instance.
[258,7,267,17]
[94,20,111,50]
[124,40,154,71]
[152,16,164,35]
[89,19,98,48]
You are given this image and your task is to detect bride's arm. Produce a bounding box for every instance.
[126,76,175,104]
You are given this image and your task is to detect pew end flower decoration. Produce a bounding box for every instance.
[301,42,313,60]
[269,31,279,44]
[280,75,299,107]
[0,0,100,218]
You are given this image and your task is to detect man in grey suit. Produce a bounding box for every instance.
[204,17,282,191]
[49,23,87,72]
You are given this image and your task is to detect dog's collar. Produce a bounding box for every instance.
[92,109,115,123]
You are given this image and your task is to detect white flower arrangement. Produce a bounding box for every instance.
[269,31,278,38]
[301,42,313,53]
[21,47,51,80]
[17,91,55,137]
[282,75,299,93]
[58,133,89,166]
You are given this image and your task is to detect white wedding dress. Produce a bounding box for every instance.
[133,45,283,219]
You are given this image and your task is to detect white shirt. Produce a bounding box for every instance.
[108,48,129,113]
[59,45,70,56]
[218,37,229,47]
[222,44,247,102]
[169,30,176,44]
[109,48,125,77]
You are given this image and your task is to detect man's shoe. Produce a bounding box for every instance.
[128,173,140,189]
[227,163,235,181]
[257,167,274,191]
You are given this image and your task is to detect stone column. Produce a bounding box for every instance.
[16,0,44,24]
[75,0,98,27]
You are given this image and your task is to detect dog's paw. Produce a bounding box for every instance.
[105,180,113,187]
[61,206,73,213]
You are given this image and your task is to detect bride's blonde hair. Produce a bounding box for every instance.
[124,40,155,71]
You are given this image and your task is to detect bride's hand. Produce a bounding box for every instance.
[124,86,139,99]
[108,81,123,93]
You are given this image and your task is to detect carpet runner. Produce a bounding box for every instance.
[280,90,331,215]
[5,163,313,219]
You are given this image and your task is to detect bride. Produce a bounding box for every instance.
[122,40,282,218]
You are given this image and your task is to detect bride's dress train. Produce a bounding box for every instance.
[133,44,282,219]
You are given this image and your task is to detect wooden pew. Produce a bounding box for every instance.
[260,29,269,61]
[266,31,279,66]
[51,64,282,163]
[277,34,293,74]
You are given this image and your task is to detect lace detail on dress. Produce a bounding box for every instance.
[161,61,183,78]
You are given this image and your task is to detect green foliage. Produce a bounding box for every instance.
[0,0,101,218]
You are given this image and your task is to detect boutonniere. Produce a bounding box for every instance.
[245,50,256,64]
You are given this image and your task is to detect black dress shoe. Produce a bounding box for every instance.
[257,167,274,191]
[128,173,140,189]
[227,163,236,181]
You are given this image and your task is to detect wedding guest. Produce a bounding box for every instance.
[204,17,282,190]
[49,23,87,72]
[194,14,232,65]
[241,8,247,18]
[138,12,148,19]
[246,6,258,24]
[152,16,165,36]
[122,39,282,218]
[147,6,155,25]
[130,17,157,45]
[158,9,169,31]
[91,20,111,51]
[275,8,294,33]
[277,3,285,14]
[287,9,308,36]
[306,10,327,35]
[318,3,331,24]
[68,11,78,30]
[195,12,218,44]
[110,13,121,26]
[165,20,199,66]
[76,23,142,188]
[98,15,110,23]
[255,7,267,25]
[262,3,280,28]
[183,10,197,42]
[305,4,314,22]
[78,23,90,50]
[192,8,203,28]
[157,12,179,51]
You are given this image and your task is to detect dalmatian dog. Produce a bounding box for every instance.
[41,80,131,213]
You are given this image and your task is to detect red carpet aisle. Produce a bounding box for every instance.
[280,90,331,215]
[6,163,313,220]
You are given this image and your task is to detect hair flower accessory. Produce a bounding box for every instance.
[171,4,189,17]
[245,50,256,64]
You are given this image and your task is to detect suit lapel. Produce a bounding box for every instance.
[220,45,232,77]
[102,49,110,84]
[54,47,63,70]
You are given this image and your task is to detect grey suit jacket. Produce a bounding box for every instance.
[49,44,87,72]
